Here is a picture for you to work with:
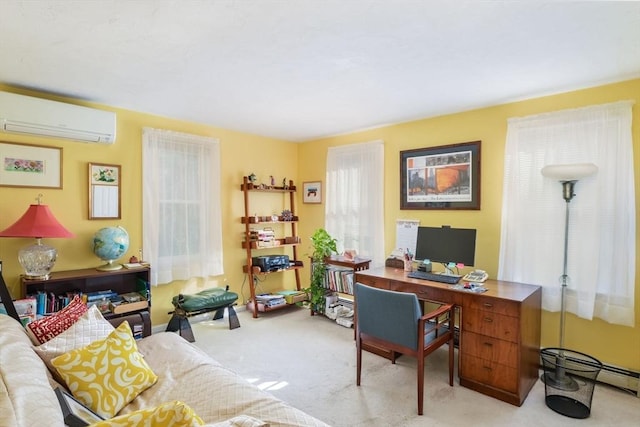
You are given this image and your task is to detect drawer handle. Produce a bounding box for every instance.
[483,317,493,323]
[483,303,493,308]
[483,342,493,347]
[483,366,492,371]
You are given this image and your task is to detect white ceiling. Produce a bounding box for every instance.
[1,1,639,142]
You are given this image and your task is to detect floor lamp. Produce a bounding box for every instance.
[540,163,598,391]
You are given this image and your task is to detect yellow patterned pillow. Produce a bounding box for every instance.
[89,400,204,427]
[51,321,158,418]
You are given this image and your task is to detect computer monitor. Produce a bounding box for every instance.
[414,226,477,267]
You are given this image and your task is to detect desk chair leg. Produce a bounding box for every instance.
[356,335,362,386]
[448,335,454,386]
[417,355,425,415]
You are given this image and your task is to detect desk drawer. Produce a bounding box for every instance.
[391,282,461,305]
[462,331,518,369]
[460,354,518,393]
[355,275,390,290]
[464,295,518,317]
[463,309,519,343]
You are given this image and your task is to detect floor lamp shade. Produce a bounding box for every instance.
[0,199,74,280]
[541,163,598,181]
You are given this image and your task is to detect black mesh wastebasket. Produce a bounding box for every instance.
[540,348,602,419]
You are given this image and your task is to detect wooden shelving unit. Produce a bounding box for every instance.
[21,266,152,338]
[241,176,302,318]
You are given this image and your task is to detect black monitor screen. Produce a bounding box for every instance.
[414,226,477,267]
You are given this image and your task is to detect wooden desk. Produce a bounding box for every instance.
[355,267,541,407]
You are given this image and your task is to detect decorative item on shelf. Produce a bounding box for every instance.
[248,173,257,185]
[343,249,357,260]
[270,175,275,188]
[0,194,74,280]
[92,226,130,271]
[540,162,602,419]
[281,209,293,221]
[282,177,288,189]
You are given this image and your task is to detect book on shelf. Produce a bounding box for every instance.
[110,299,149,315]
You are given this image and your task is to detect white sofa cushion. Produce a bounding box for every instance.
[0,314,65,427]
[34,305,114,374]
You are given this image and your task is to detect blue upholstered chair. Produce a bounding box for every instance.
[354,282,455,415]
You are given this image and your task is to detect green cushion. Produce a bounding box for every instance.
[172,287,238,312]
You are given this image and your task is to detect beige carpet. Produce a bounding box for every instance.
[187,306,639,427]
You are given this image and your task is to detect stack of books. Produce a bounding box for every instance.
[255,294,286,307]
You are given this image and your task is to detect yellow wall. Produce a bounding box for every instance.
[298,78,640,373]
[0,85,300,327]
[1,80,638,373]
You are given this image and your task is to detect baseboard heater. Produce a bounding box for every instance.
[544,354,639,397]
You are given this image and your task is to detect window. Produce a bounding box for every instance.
[325,140,385,268]
[142,128,223,285]
[499,101,635,326]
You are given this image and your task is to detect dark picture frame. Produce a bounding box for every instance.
[400,140,481,210]
[54,387,104,426]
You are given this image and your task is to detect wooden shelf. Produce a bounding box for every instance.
[22,266,152,338]
[241,216,299,224]
[243,264,304,274]
[242,238,301,249]
[246,299,300,313]
[240,183,297,192]
[241,176,302,318]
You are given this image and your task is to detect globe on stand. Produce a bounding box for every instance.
[92,226,130,271]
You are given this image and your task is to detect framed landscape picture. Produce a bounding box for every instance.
[400,140,481,210]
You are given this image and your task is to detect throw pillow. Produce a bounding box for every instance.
[89,400,204,427]
[51,321,158,418]
[26,295,88,345]
[35,305,115,374]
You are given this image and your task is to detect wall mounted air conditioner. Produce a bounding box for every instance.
[0,91,116,144]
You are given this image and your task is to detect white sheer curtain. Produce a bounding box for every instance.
[499,101,635,326]
[142,128,223,286]
[325,140,385,268]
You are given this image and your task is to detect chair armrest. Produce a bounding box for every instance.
[420,303,454,322]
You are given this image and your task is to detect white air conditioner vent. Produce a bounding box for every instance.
[0,91,116,144]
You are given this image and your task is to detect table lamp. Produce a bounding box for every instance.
[0,194,74,280]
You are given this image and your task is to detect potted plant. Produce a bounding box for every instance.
[304,228,337,314]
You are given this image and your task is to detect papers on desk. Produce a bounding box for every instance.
[394,219,419,258]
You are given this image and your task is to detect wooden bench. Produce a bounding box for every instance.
[166,286,240,342]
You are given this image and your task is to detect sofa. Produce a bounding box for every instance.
[0,310,329,426]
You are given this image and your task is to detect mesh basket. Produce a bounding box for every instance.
[540,348,602,419]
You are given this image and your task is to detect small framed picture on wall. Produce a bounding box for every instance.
[303,181,322,204]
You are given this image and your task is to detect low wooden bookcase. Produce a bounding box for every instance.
[22,266,152,338]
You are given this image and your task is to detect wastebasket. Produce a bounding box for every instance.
[540,348,602,419]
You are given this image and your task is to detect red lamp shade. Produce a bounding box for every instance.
[0,201,74,280]
[0,204,74,238]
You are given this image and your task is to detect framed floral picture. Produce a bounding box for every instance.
[89,163,121,219]
[0,141,62,188]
